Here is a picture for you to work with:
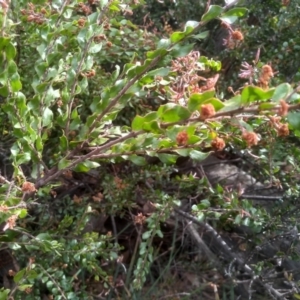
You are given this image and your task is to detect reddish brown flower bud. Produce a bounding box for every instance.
[200,104,215,120]
[211,137,226,151]
[232,30,244,41]
[242,131,258,147]
[22,182,36,193]
[176,131,188,146]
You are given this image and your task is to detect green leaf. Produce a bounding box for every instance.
[156,39,171,50]
[156,229,163,238]
[18,284,33,292]
[0,85,9,97]
[7,60,17,76]
[128,155,146,166]
[45,86,60,105]
[16,152,31,165]
[26,270,38,280]
[189,150,210,161]
[220,8,248,24]
[187,91,215,112]
[184,21,199,33]
[220,95,242,112]
[59,134,68,152]
[37,43,47,60]
[199,56,221,71]
[36,233,51,240]
[142,231,151,239]
[157,104,191,122]
[58,158,70,170]
[170,31,186,43]
[191,31,209,40]
[14,269,26,283]
[146,67,170,77]
[157,153,177,164]
[288,112,300,130]
[89,42,103,54]
[18,209,27,218]
[0,37,10,50]
[132,112,158,131]
[5,42,16,60]
[42,107,53,127]
[171,43,194,58]
[74,160,100,172]
[201,5,223,22]
[0,289,10,300]
[35,61,48,77]
[126,60,152,79]
[142,120,162,133]
[175,148,191,156]
[99,0,108,8]
[10,74,22,92]
[272,83,292,102]
[241,86,274,104]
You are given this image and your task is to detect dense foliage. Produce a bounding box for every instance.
[0,0,300,299]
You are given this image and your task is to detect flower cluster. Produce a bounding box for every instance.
[169,51,219,107]
[21,3,47,25]
[22,181,36,193]
[176,131,189,146]
[222,22,244,49]
[269,116,289,137]
[200,103,215,120]
[81,69,96,78]
[242,131,259,147]
[211,137,226,151]
[258,65,274,89]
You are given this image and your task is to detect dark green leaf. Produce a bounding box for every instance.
[7,60,17,76]
[288,112,300,130]
[220,95,242,112]
[201,5,223,22]
[184,20,199,34]
[58,158,70,170]
[14,269,26,283]
[132,112,158,130]
[175,148,191,156]
[142,120,162,133]
[220,7,248,24]
[74,160,100,172]
[146,67,170,77]
[273,83,292,102]
[241,86,274,104]
[158,104,191,122]
[0,86,9,97]
[128,155,146,166]
[10,74,22,92]
[191,31,209,40]
[171,43,194,58]
[5,42,16,60]
[189,150,210,161]
[42,107,53,127]
[157,153,177,164]
[155,39,171,51]
[170,31,186,43]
